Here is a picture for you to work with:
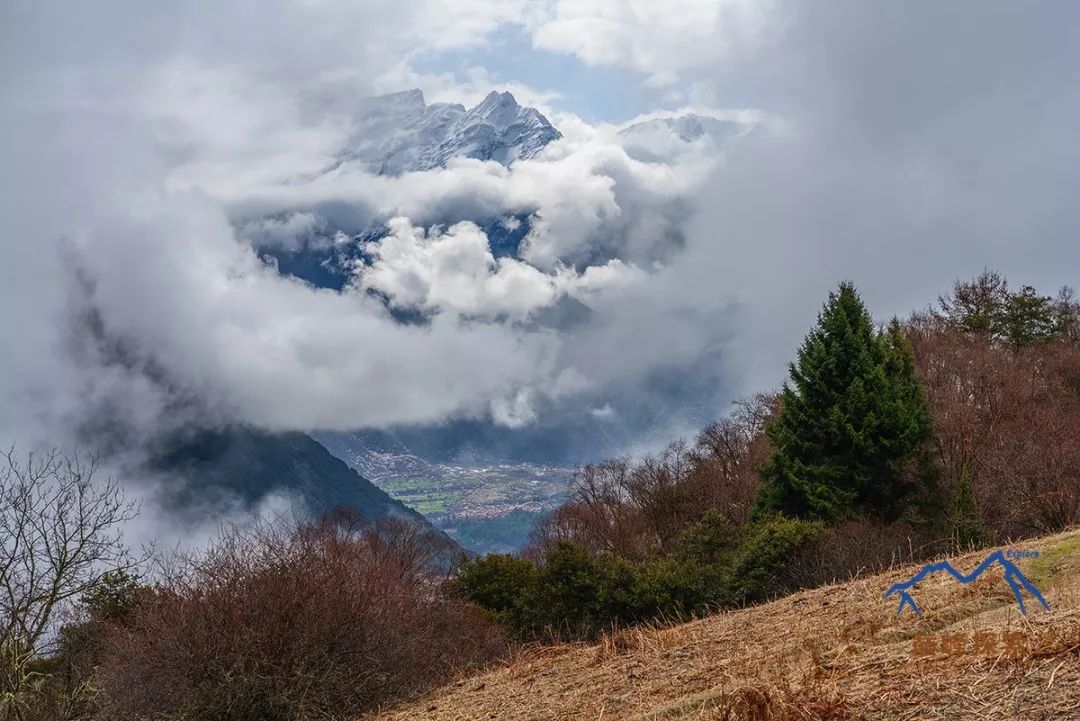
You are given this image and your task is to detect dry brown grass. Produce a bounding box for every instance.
[366,527,1080,721]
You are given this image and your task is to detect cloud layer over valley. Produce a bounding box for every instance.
[3,0,1080,470]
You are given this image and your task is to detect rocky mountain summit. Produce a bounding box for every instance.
[342,89,561,174]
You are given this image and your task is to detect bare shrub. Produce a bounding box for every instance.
[97,513,505,721]
[789,521,944,590]
[529,394,776,564]
[0,448,138,721]
[528,459,652,560]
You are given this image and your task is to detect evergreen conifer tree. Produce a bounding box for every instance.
[948,467,991,550]
[1001,285,1059,348]
[755,283,933,522]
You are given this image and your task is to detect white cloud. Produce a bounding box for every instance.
[68,189,568,431]
[0,0,757,538]
[358,218,561,318]
[589,403,616,420]
[410,0,540,52]
[209,114,724,273]
[490,387,538,428]
[528,0,775,83]
[375,61,563,113]
[5,0,1080,479]
[356,217,647,319]
[239,212,326,251]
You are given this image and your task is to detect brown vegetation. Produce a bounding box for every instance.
[96,514,505,721]
[371,528,1080,721]
[909,313,1080,537]
[530,394,775,564]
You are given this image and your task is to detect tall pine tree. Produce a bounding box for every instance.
[755,283,933,522]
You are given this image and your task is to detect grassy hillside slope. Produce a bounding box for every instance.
[369,528,1080,720]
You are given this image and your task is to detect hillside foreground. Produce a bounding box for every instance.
[369,528,1080,720]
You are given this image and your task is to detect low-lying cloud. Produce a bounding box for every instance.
[3,0,1080,473]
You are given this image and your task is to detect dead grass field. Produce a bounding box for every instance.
[366,527,1080,720]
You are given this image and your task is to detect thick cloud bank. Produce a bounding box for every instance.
[3,0,1080,463]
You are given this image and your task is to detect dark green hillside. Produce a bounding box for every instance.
[151,426,431,526]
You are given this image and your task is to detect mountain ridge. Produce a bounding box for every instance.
[342,89,561,175]
[149,426,435,529]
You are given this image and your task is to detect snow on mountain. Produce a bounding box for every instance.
[617,113,749,162]
[342,89,561,175]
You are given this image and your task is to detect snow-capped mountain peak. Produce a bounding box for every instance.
[342,89,561,175]
[469,91,521,128]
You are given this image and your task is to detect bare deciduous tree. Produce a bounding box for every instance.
[0,447,138,721]
[528,394,780,563]
[907,309,1080,538]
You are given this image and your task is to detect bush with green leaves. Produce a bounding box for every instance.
[677,509,742,567]
[948,469,992,551]
[460,512,796,642]
[453,552,541,634]
[457,542,715,641]
[718,514,826,607]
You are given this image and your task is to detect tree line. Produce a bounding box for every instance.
[458,272,1080,640]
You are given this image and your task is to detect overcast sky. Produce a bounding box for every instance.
[2,1,1080,459]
